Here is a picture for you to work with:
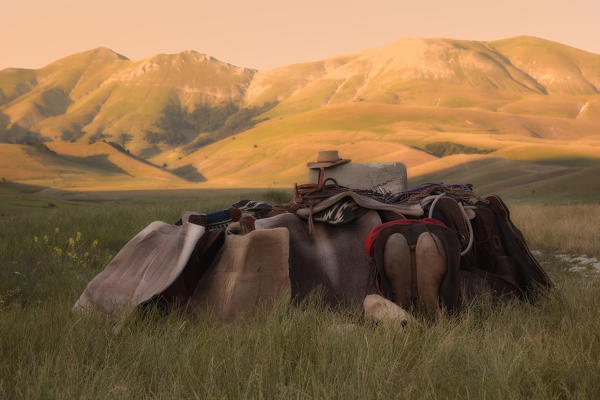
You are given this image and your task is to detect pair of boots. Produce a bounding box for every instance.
[383,232,447,313]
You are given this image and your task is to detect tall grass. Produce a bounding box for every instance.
[2,277,599,398]
[1,193,599,398]
[510,203,600,257]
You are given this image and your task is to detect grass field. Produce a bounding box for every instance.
[1,188,600,398]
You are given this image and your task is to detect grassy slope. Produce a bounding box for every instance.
[0,68,38,106]
[79,52,256,154]
[490,36,600,95]
[1,36,599,191]
[0,48,130,132]
[164,102,600,191]
[1,49,255,148]
[166,37,599,189]
[0,141,204,191]
[248,37,554,117]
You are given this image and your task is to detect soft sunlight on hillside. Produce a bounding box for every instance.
[1,36,599,193]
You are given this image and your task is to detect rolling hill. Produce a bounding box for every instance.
[1,36,599,197]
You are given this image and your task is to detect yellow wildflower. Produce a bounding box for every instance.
[43,235,48,242]
[84,252,89,258]
[76,232,81,242]
[54,247,63,256]
[68,237,75,247]
[34,236,39,243]
[55,227,60,233]
[92,240,98,248]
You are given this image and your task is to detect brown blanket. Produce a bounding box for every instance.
[192,228,290,321]
[255,211,382,306]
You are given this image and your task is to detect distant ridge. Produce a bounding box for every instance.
[1,35,599,191]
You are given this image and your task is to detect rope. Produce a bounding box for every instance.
[308,203,315,234]
[458,201,474,257]
[385,182,481,205]
[426,192,473,257]
[427,193,446,219]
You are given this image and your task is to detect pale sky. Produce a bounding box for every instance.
[1,0,598,71]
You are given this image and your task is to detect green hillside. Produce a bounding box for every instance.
[490,36,600,95]
[1,36,599,192]
[0,49,256,150]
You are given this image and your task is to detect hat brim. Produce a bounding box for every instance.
[307,158,351,169]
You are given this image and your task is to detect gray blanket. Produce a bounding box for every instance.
[73,212,206,319]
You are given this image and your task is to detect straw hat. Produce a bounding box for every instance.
[306,150,351,169]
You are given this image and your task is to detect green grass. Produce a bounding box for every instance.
[1,190,600,398]
[511,203,600,257]
[2,278,599,399]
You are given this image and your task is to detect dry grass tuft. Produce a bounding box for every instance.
[511,203,600,257]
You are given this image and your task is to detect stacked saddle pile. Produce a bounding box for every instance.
[74,151,552,324]
[365,189,552,314]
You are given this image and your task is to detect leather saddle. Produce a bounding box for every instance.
[371,222,462,312]
[428,194,552,305]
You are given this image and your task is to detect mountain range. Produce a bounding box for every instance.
[1,35,599,199]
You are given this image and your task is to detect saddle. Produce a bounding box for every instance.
[290,170,423,230]
[368,191,552,312]
[370,221,462,312]
[481,195,552,294]
[434,194,551,299]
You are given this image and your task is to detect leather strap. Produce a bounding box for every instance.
[409,244,418,305]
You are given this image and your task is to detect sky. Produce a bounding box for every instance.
[1,0,599,71]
